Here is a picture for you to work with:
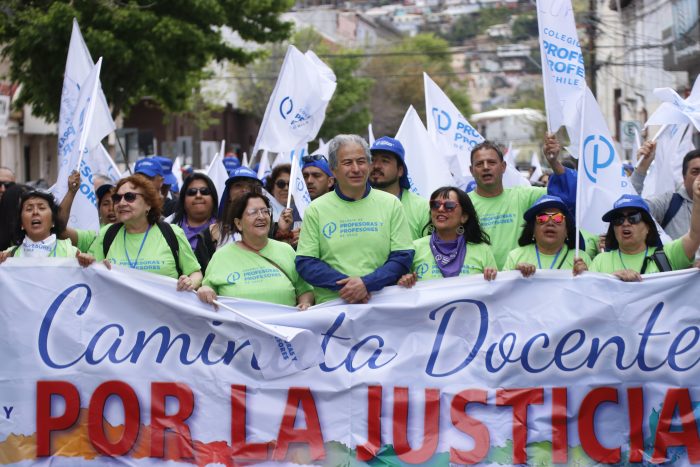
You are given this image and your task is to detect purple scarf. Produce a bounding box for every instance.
[429,232,467,278]
[180,217,215,250]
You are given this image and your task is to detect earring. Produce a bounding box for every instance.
[456,225,465,235]
[427,224,435,233]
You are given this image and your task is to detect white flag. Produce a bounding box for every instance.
[536,0,586,133]
[368,123,375,145]
[289,146,312,219]
[241,151,249,168]
[172,155,183,189]
[252,46,336,154]
[576,87,634,234]
[643,125,695,199]
[257,150,271,180]
[423,73,480,185]
[395,106,455,198]
[206,150,228,203]
[503,143,530,187]
[646,76,700,132]
[530,151,544,183]
[312,139,330,158]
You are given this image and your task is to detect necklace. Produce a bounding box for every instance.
[618,246,648,271]
[124,225,151,269]
[535,245,564,269]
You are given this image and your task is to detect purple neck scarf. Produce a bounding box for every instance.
[180,217,215,250]
[429,231,467,278]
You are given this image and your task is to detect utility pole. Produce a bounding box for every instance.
[586,0,598,97]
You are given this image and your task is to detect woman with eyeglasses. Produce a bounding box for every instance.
[87,175,202,290]
[398,186,497,287]
[197,192,314,309]
[590,184,700,281]
[504,195,590,277]
[171,174,218,268]
[0,190,93,265]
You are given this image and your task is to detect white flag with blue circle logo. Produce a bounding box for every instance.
[577,87,634,233]
[423,73,480,186]
[252,46,336,155]
[395,106,455,198]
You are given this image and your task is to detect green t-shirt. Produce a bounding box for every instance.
[89,223,201,279]
[469,186,546,269]
[411,236,496,281]
[400,189,430,241]
[8,238,78,258]
[203,240,312,306]
[580,228,601,259]
[76,229,98,253]
[296,188,414,303]
[589,238,692,274]
[503,244,591,271]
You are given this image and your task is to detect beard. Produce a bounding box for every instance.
[370,173,399,189]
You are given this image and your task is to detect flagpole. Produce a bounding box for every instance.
[574,93,587,260]
[75,58,103,171]
[651,124,668,143]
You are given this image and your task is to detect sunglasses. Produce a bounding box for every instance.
[111,192,144,203]
[430,200,458,211]
[535,212,566,225]
[302,154,328,163]
[185,187,212,197]
[612,211,643,226]
[275,179,290,189]
[0,181,15,188]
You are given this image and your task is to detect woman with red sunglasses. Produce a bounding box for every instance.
[504,195,590,276]
[398,186,497,287]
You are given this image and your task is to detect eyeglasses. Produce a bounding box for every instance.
[0,181,15,188]
[302,154,328,163]
[275,180,290,189]
[244,207,271,218]
[185,187,212,197]
[111,192,144,203]
[535,212,566,225]
[612,211,643,226]
[430,200,458,211]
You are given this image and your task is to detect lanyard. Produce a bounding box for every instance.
[535,245,563,269]
[618,247,648,271]
[124,225,151,269]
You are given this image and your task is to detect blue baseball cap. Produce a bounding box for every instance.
[219,166,263,216]
[96,184,114,204]
[134,158,165,178]
[302,154,333,178]
[602,194,652,222]
[524,195,572,222]
[465,180,477,193]
[223,156,241,174]
[152,156,178,190]
[370,136,410,190]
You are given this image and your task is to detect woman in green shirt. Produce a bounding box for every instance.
[504,195,589,276]
[87,174,203,291]
[399,186,497,286]
[0,190,90,263]
[197,192,314,309]
[590,183,700,281]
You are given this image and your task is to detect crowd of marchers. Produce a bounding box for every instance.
[1,133,699,309]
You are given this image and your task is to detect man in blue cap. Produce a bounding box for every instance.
[134,157,177,217]
[369,136,430,240]
[301,154,334,200]
[152,156,179,194]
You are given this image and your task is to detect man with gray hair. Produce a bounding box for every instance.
[0,166,16,202]
[296,134,414,304]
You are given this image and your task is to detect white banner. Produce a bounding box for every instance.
[3,262,700,465]
[646,76,700,132]
[395,106,454,197]
[252,46,336,155]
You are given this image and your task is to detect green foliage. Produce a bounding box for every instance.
[366,33,471,136]
[445,6,514,45]
[512,13,539,41]
[235,27,373,142]
[0,0,294,121]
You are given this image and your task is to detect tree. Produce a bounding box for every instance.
[0,0,294,121]
[365,33,472,137]
[511,14,539,41]
[235,27,373,143]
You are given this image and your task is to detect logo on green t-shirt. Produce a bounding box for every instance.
[226,272,241,284]
[322,222,337,239]
[416,262,429,278]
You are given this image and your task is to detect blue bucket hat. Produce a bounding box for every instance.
[152,156,178,191]
[370,136,410,190]
[134,158,165,179]
[218,166,263,216]
[302,154,333,178]
[524,195,572,222]
[601,194,652,222]
[223,156,241,174]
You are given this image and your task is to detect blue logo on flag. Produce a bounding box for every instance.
[322,222,337,239]
[432,108,451,133]
[582,134,615,183]
[227,272,241,284]
[279,96,294,120]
